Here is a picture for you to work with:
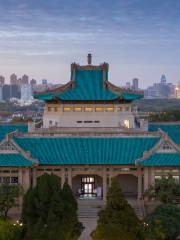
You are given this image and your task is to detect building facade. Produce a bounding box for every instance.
[0,57,180,213]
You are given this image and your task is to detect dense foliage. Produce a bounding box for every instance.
[0,219,23,240]
[145,204,180,240]
[21,173,83,240]
[143,175,180,203]
[91,178,145,240]
[0,183,22,219]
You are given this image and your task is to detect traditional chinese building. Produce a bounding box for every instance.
[0,56,180,216]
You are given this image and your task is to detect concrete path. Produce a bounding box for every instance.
[79,217,97,240]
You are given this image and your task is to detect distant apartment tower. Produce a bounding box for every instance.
[0,86,3,101]
[21,74,29,84]
[10,73,18,85]
[2,85,11,101]
[125,82,131,89]
[30,79,37,86]
[42,79,48,85]
[11,84,21,99]
[161,74,166,84]
[21,84,33,102]
[0,75,5,86]
[132,78,138,91]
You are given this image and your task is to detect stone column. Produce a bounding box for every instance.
[103,168,107,202]
[150,167,155,186]
[23,168,31,192]
[109,167,113,186]
[32,168,37,187]
[61,168,66,188]
[137,171,142,199]
[143,167,149,191]
[68,168,72,188]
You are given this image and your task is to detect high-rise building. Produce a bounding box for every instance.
[21,75,29,85]
[132,78,138,91]
[2,85,11,100]
[11,84,21,99]
[30,79,37,86]
[145,74,175,99]
[125,82,131,89]
[161,74,166,84]
[21,84,33,102]
[0,86,3,101]
[42,79,48,85]
[0,75,5,86]
[10,74,18,85]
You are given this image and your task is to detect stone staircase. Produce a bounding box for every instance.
[78,199,104,219]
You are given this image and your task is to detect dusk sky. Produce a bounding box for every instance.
[0,0,180,88]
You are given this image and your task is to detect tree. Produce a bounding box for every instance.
[91,178,145,240]
[146,204,180,240]
[0,219,23,240]
[21,174,83,240]
[144,175,180,203]
[0,183,22,219]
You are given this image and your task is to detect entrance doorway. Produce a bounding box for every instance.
[81,177,95,197]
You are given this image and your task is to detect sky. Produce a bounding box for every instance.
[0,0,180,88]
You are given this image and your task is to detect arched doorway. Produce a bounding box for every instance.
[72,174,103,199]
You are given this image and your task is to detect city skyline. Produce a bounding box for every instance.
[0,0,180,87]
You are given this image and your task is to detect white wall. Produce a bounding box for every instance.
[43,103,135,129]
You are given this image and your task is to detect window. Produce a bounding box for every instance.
[48,107,51,111]
[162,144,172,150]
[125,106,129,111]
[105,107,114,112]
[11,170,18,173]
[84,107,93,112]
[54,107,58,112]
[77,121,82,123]
[49,120,53,127]
[11,177,18,184]
[84,121,92,123]
[95,107,104,112]
[74,107,82,112]
[124,119,130,128]
[82,177,94,183]
[94,120,100,123]
[3,177,10,184]
[63,107,72,112]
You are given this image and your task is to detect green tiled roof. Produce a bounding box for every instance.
[0,125,28,142]
[140,153,180,166]
[14,137,159,165]
[34,69,143,101]
[149,124,180,144]
[0,154,33,167]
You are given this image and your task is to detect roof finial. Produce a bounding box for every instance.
[87,53,92,65]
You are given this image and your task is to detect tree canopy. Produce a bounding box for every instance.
[145,204,180,240]
[0,183,22,219]
[144,175,180,203]
[21,173,83,240]
[91,177,145,240]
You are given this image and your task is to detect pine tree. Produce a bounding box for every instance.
[21,174,83,240]
[92,178,145,240]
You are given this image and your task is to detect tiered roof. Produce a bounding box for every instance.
[34,61,143,102]
[14,136,160,165]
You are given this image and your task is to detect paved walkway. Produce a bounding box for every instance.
[79,218,97,240]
